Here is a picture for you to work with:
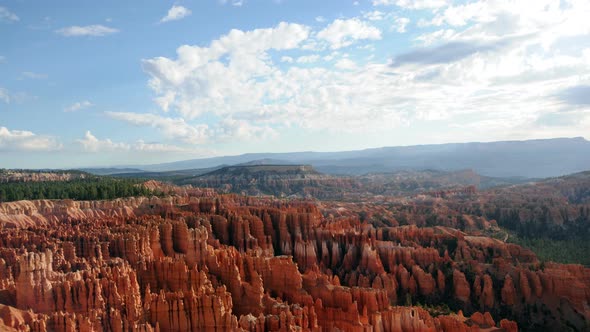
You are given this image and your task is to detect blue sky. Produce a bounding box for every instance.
[1,0,589,168]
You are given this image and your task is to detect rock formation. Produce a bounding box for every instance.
[0,188,586,331]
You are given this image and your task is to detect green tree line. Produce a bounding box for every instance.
[0,178,156,202]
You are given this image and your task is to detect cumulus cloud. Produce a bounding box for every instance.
[394,17,410,33]
[417,0,590,46]
[106,111,276,144]
[296,54,320,63]
[64,101,93,112]
[334,58,356,70]
[142,42,406,133]
[106,112,210,144]
[77,131,198,153]
[364,11,385,21]
[0,6,19,23]
[317,18,381,49]
[142,21,310,120]
[280,56,294,63]
[160,5,192,23]
[0,127,61,151]
[372,0,449,9]
[77,131,129,152]
[56,25,119,37]
[136,0,590,146]
[215,118,278,142]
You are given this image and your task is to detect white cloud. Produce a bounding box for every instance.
[315,16,326,23]
[372,0,449,9]
[142,21,310,120]
[322,52,339,61]
[427,2,496,27]
[317,18,381,49]
[296,54,320,63]
[0,6,19,23]
[364,11,385,21]
[394,17,410,33]
[64,101,93,112]
[56,25,119,37]
[216,118,278,141]
[418,0,590,48]
[77,131,129,152]
[106,112,210,144]
[0,127,61,151]
[0,87,9,103]
[106,111,276,143]
[77,131,197,153]
[334,58,357,70]
[416,0,590,50]
[139,1,590,145]
[220,0,245,6]
[415,28,457,45]
[280,56,294,63]
[135,22,413,134]
[132,140,193,153]
[160,5,192,23]
[0,87,29,104]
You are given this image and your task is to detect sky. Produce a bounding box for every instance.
[1,0,590,169]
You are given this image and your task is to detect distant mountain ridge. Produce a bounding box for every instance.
[201,164,317,175]
[180,164,357,198]
[175,165,531,199]
[88,137,590,178]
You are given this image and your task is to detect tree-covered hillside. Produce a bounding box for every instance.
[0,176,156,202]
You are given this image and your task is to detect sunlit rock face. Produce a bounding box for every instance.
[0,171,88,183]
[0,188,587,331]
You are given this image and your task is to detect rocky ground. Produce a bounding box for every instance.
[0,180,588,331]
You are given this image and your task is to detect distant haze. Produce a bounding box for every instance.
[117,137,590,178]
